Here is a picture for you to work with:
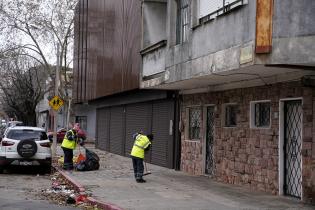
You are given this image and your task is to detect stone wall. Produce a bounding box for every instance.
[181,81,314,201]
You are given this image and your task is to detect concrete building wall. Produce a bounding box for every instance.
[190,2,256,60]
[143,46,167,77]
[142,0,315,90]
[162,1,257,83]
[273,0,315,38]
[74,104,96,141]
[258,0,315,65]
[181,81,314,202]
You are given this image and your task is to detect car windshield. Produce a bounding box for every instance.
[7,129,48,141]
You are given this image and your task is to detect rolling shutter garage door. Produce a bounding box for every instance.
[109,106,125,155]
[96,108,110,151]
[125,102,152,157]
[151,100,174,168]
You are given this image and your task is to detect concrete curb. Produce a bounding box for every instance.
[85,197,122,210]
[57,169,85,193]
[56,167,123,210]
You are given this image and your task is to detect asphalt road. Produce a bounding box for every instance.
[0,166,79,210]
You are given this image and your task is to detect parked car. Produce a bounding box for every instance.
[6,121,23,127]
[0,126,51,174]
[48,128,86,143]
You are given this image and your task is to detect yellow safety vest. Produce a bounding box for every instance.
[61,130,77,150]
[130,134,151,159]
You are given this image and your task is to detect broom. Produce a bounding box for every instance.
[143,161,151,176]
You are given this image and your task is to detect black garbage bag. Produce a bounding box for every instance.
[76,161,86,171]
[76,148,100,171]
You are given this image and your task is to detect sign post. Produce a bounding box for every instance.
[49,95,64,158]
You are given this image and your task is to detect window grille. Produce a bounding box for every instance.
[254,102,270,127]
[199,0,248,23]
[189,107,201,140]
[225,105,237,127]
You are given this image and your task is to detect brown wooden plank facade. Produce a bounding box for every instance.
[73,0,141,103]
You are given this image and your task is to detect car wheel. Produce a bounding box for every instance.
[0,167,3,174]
[17,139,38,158]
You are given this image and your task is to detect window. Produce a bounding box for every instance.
[199,0,222,18]
[75,116,87,131]
[7,130,48,141]
[224,104,237,127]
[188,107,201,140]
[250,101,271,128]
[199,0,248,20]
[177,0,189,44]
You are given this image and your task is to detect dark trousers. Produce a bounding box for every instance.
[131,157,144,180]
[62,147,74,170]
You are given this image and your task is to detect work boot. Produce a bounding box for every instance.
[136,179,146,183]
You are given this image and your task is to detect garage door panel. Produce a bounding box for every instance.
[125,103,152,157]
[96,108,110,151]
[109,106,125,155]
[96,99,175,169]
[151,100,174,168]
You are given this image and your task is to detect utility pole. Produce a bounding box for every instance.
[52,43,60,158]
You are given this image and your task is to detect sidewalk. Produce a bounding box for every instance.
[57,144,314,210]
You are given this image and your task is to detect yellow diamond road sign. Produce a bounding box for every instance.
[49,96,64,111]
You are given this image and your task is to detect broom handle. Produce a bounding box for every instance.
[144,161,147,173]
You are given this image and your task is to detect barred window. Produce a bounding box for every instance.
[189,107,201,140]
[224,104,237,127]
[251,101,271,128]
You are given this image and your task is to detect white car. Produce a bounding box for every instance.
[0,126,52,173]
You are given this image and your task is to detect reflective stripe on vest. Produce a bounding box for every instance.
[61,130,77,149]
[130,134,151,159]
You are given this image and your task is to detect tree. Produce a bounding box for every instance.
[0,54,47,126]
[0,0,77,121]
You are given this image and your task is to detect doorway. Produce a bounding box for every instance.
[281,99,302,198]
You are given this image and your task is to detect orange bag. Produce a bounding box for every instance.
[77,153,86,162]
[77,145,86,162]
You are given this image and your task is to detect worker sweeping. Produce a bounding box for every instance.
[130,132,153,183]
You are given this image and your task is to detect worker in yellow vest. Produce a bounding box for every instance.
[130,133,153,183]
[61,123,82,170]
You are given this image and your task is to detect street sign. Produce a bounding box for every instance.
[49,96,64,111]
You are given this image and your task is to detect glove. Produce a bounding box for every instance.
[78,138,84,146]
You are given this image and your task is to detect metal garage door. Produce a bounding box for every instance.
[96,99,175,169]
[151,100,174,168]
[125,102,152,157]
[109,106,125,155]
[96,108,110,151]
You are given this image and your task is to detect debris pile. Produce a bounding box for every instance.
[38,172,100,209]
